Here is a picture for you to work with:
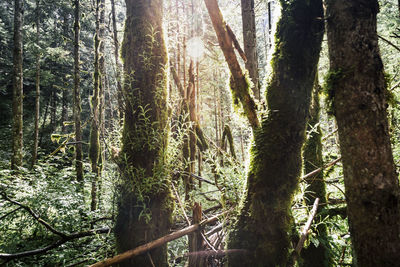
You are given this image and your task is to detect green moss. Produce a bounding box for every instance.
[323,68,344,115]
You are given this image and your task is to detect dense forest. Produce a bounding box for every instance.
[1,0,400,266]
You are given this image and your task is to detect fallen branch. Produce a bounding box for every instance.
[292,198,320,263]
[300,157,341,181]
[0,228,110,260]
[378,35,400,53]
[89,211,229,267]
[0,193,111,260]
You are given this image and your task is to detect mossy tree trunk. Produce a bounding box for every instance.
[11,0,24,169]
[115,1,172,266]
[326,0,400,265]
[300,75,332,266]
[73,0,83,181]
[226,0,324,265]
[111,0,123,122]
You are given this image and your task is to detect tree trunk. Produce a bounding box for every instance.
[241,0,260,100]
[73,0,83,181]
[90,0,101,211]
[115,0,172,266]
[111,0,123,123]
[11,0,24,169]
[31,0,40,168]
[300,74,331,266]
[326,0,400,265]
[226,0,324,265]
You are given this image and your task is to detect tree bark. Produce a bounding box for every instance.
[90,0,101,211]
[241,0,260,100]
[73,0,83,181]
[31,0,40,168]
[11,0,24,169]
[326,0,400,265]
[226,0,324,265]
[115,0,172,266]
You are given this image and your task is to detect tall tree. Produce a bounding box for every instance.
[73,0,83,181]
[115,0,172,265]
[204,0,324,265]
[326,0,400,265]
[31,0,40,168]
[241,0,260,100]
[11,0,24,169]
[110,0,124,122]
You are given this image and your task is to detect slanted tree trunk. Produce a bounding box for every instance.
[11,0,24,169]
[205,0,323,265]
[73,0,83,181]
[115,0,172,266]
[241,0,260,100]
[300,74,331,266]
[326,0,400,265]
[61,13,69,134]
[31,0,40,168]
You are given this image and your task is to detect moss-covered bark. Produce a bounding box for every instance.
[326,0,400,265]
[227,0,324,266]
[115,1,172,266]
[300,75,332,267]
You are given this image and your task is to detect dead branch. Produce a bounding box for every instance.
[204,0,259,130]
[378,35,400,53]
[0,228,110,260]
[1,192,67,238]
[225,24,247,62]
[292,198,320,264]
[300,157,341,181]
[89,211,229,267]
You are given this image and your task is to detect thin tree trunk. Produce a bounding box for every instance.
[326,0,400,265]
[110,0,123,122]
[11,0,24,169]
[31,0,40,168]
[90,0,101,211]
[73,0,83,181]
[241,0,260,100]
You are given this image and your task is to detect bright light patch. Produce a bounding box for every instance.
[186,36,204,59]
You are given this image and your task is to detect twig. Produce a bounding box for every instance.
[0,228,110,260]
[171,183,190,225]
[1,193,67,238]
[378,35,400,53]
[293,198,320,261]
[300,157,341,181]
[89,211,229,267]
[0,207,22,221]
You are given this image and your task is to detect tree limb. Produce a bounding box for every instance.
[89,211,229,267]
[0,228,111,260]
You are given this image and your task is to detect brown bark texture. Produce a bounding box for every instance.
[241,0,260,100]
[11,0,24,169]
[326,0,400,265]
